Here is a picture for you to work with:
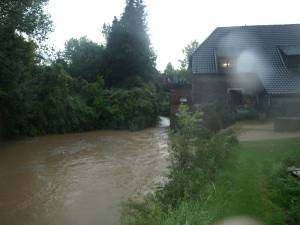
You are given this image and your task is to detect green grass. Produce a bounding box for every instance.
[159,138,300,225]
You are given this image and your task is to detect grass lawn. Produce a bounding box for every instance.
[161,138,300,225]
[212,139,300,223]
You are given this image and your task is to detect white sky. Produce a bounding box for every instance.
[47,0,300,71]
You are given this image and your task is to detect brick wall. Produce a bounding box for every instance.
[270,95,300,117]
[192,74,227,105]
[192,73,264,106]
[169,84,192,128]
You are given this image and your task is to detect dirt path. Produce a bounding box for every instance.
[237,122,300,142]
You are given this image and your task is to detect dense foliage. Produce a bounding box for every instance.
[0,0,163,139]
[0,0,51,138]
[102,85,160,130]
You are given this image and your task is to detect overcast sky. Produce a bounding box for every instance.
[47,0,300,71]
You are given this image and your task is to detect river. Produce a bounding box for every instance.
[0,117,170,225]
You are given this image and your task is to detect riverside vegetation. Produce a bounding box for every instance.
[122,106,300,225]
[0,0,166,139]
[122,105,238,225]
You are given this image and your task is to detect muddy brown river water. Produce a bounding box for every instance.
[0,118,169,225]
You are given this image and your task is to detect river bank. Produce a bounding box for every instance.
[122,110,300,225]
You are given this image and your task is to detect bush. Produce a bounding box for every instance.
[157,105,237,208]
[3,64,95,136]
[3,63,161,138]
[101,84,159,130]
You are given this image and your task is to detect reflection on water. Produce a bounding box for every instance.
[0,119,169,225]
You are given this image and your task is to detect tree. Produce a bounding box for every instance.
[163,62,189,81]
[161,40,200,82]
[164,63,176,77]
[163,62,179,81]
[63,37,105,82]
[0,0,52,93]
[104,0,157,88]
[179,40,199,70]
[0,0,52,41]
[0,0,52,137]
[102,23,112,43]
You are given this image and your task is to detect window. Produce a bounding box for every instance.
[179,96,188,104]
[287,55,300,73]
[216,48,239,73]
[279,46,300,74]
[217,57,233,73]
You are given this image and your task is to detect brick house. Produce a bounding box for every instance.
[191,24,300,116]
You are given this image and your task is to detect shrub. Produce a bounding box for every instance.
[3,64,161,138]
[101,83,159,130]
[157,105,237,208]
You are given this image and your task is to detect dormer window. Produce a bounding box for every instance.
[221,60,231,68]
[218,57,233,73]
[216,48,239,73]
[287,55,300,72]
[279,46,300,74]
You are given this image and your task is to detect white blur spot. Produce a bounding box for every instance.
[236,50,260,74]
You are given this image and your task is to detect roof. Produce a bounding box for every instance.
[192,24,300,95]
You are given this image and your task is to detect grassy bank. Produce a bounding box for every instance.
[122,107,300,225]
[170,138,300,225]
